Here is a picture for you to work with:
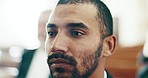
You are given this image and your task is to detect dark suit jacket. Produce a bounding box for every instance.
[106,70,113,78]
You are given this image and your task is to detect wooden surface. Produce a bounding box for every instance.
[106,45,144,78]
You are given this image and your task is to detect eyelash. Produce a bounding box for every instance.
[70,30,85,38]
[48,30,57,38]
[47,29,85,38]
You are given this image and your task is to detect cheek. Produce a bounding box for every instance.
[70,40,100,74]
[72,40,99,58]
[75,49,98,75]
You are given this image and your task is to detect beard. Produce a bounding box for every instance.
[47,53,81,78]
[81,43,103,78]
[47,43,103,78]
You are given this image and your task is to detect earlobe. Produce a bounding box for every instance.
[103,50,112,57]
[103,35,117,57]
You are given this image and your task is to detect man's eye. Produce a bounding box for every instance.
[71,30,84,37]
[48,31,57,38]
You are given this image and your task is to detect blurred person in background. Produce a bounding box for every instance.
[17,10,51,78]
[46,0,116,78]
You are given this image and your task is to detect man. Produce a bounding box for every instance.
[45,0,116,78]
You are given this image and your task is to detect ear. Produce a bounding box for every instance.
[102,35,117,57]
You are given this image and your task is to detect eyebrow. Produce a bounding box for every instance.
[66,23,88,29]
[47,23,57,28]
[46,22,89,29]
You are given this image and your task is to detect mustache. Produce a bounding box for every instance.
[47,53,77,66]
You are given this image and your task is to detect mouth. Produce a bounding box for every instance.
[49,58,73,68]
[47,53,77,66]
[48,58,74,73]
[49,58,71,65]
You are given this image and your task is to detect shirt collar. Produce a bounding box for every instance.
[104,71,107,78]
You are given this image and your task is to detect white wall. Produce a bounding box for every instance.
[0,0,50,49]
[103,0,148,47]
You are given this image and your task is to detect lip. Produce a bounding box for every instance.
[49,58,71,65]
[48,58,75,72]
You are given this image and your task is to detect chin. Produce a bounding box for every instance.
[52,72,73,78]
[49,65,74,78]
[50,66,82,78]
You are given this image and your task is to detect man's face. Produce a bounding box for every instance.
[46,4,103,78]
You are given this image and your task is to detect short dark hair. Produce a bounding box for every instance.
[58,0,113,39]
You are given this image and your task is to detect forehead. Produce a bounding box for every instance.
[49,4,98,23]
[55,4,97,17]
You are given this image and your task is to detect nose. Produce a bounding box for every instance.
[50,32,69,54]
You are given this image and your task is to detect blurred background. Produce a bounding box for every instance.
[0,0,148,78]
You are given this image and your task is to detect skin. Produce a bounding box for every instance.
[45,4,116,78]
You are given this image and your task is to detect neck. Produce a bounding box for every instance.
[88,57,106,78]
